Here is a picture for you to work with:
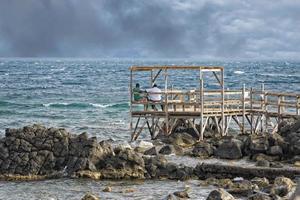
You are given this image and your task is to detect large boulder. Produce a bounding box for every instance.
[96,147,145,179]
[278,119,300,155]
[0,124,145,180]
[248,136,269,154]
[168,132,197,147]
[267,146,283,156]
[214,139,244,159]
[191,142,215,158]
[206,188,235,200]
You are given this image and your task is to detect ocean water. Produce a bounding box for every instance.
[1,58,300,141]
[0,58,299,200]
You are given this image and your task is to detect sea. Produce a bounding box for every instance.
[0,58,299,199]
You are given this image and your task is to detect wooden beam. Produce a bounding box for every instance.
[212,71,222,86]
[152,69,162,84]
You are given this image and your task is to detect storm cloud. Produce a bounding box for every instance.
[0,0,299,59]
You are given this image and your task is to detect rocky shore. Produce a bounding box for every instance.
[1,117,300,199]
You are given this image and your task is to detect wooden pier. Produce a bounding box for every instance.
[129,66,300,141]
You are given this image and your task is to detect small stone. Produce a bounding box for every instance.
[173,190,190,198]
[294,161,300,167]
[103,186,112,192]
[206,188,235,200]
[251,177,269,188]
[123,188,135,193]
[81,193,100,200]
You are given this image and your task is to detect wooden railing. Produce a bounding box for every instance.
[131,89,300,117]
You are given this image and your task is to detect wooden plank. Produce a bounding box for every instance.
[130,66,224,71]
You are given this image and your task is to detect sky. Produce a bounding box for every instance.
[0,0,299,59]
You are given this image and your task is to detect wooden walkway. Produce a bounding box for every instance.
[129,66,300,141]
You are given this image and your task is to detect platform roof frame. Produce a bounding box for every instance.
[129,65,225,140]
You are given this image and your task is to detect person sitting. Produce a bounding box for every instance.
[133,83,146,102]
[146,84,164,111]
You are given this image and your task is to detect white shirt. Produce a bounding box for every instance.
[146,87,162,101]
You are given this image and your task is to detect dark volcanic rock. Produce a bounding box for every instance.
[144,146,158,156]
[0,124,145,180]
[159,145,175,155]
[249,136,269,154]
[215,138,243,159]
[267,146,283,156]
[191,142,214,158]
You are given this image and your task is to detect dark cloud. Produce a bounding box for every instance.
[0,0,299,59]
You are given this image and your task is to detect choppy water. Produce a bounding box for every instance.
[0,58,299,140]
[0,58,299,199]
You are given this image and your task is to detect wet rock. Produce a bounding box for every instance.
[215,139,243,159]
[144,146,158,156]
[247,193,271,200]
[252,153,279,162]
[191,142,214,158]
[167,164,194,181]
[164,194,178,200]
[81,193,100,200]
[267,146,283,156]
[143,155,168,178]
[271,176,295,197]
[75,170,101,179]
[136,140,153,150]
[173,190,190,198]
[123,188,135,193]
[103,186,112,192]
[159,145,176,155]
[228,180,258,196]
[0,124,151,180]
[250,177,269,189]
[206,188,235,200]
[97,148,145,179]
[200,177,233,189]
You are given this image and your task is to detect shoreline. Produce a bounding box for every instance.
[0,118,300,199]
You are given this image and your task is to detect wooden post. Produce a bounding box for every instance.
[130,69,133,139]
[221,68,225,136]
[200,77,204,140]
[150,69,153,86]
[242,84,246,134]
[278,95,281,125]
[297,96,300,115]
[250,87,253,134]
[261,83,265,133]
[164,69,169,134]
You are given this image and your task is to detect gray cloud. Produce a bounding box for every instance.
[0,0,299,59]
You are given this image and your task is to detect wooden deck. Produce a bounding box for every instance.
[129,66,300,141]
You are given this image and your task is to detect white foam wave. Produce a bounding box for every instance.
[234,70,245,74]
[43,103,69,107]
[89,103,111,108]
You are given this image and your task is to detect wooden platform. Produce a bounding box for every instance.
[129,66,300,141]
